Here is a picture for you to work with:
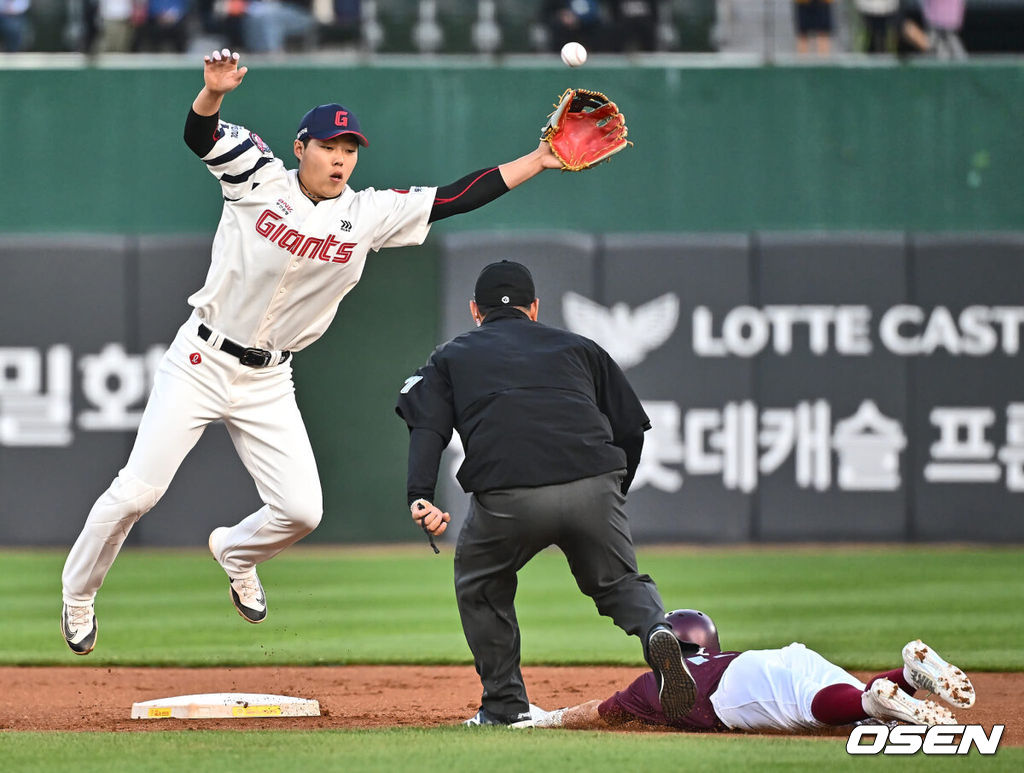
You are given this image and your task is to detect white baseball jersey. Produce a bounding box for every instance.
[61,118,439,609]
[189,120,437,352]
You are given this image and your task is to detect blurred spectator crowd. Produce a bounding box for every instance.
[0,0,679,54]
[0,0,1020,57]
[780,0,967,58]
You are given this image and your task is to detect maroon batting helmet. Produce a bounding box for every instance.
[665,609,721,655]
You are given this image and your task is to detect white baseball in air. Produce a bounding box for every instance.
[560,41,587,68]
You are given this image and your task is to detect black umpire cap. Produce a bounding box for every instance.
[474,260,536,309]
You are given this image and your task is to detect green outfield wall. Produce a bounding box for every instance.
[1,60,1022,235]
[2,60,1023,546]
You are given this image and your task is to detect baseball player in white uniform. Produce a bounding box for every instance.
[518,609,976,732]
[60,49,564,655]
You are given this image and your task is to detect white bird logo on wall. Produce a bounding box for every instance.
[562,292,680,369]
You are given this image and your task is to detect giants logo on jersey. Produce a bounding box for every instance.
[255,210,356,264]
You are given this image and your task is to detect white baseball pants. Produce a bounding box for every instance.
[709,642,866,732]
[62,313,322,605]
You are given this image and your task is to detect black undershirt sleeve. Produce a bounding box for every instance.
[617,431,645,496]
[407,427,448,506]
[184,108,221,157]
[428,167,509,223]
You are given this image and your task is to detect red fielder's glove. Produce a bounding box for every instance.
[541,88,630,171]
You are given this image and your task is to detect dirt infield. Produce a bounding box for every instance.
[0,666,1019,743]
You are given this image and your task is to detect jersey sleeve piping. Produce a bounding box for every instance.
[432,168,497,205]
[219,156,274,184]
[205,138,255,166]
[428,166,508,223]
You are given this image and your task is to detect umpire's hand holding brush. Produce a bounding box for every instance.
[411,499,451,536]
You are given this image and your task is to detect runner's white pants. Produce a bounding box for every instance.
[62,314,322,605]
[710,643,866,731]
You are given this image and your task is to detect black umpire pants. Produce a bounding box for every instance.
[454,469,666,720]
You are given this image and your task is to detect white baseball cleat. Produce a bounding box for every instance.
[209,527,267,623]
[862,678,957,726]
[228,570,267,624]
[61,602,97,655]
[902,639,975,708]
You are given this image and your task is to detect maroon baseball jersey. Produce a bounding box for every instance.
[598,651,741,730]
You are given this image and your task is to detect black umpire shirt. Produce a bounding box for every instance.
[395,307,650,504]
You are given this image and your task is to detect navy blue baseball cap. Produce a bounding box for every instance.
[296,104,369,146]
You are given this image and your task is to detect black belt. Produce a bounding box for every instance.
[198,324,291,368]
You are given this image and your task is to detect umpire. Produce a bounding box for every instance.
[395,260,696,726]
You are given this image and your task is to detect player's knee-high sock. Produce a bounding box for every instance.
[813,664,918,725]
[810,684,870,725]
[867,667,915,694]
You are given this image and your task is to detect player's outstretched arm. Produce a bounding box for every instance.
[192,48,248,117]
[498,141,563,190]
[428,108,602,221]
[426,143,561,223]
[532,700,607,730]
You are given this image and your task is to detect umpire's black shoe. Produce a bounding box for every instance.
[648,627,697,721]
[61,603,98,656]
[463,707,531,727]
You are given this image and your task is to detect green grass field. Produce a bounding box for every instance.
[3,727,1019,773]
[2,545,1021,771]
[6,545,1022,669]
